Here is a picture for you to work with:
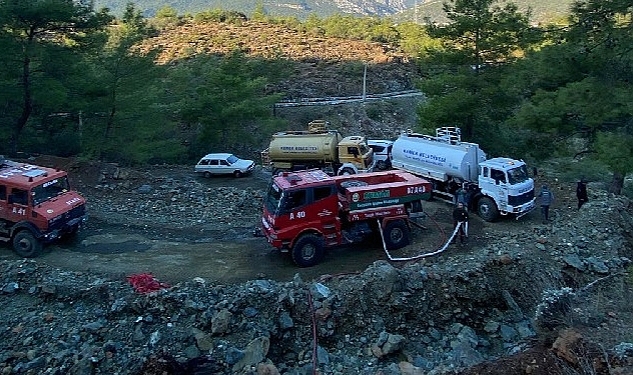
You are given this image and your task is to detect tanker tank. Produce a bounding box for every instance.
[267,130,342,162]
[391,133,486,182]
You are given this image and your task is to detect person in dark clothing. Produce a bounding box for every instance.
[576,179,588,209]
[452,202,469,243]
[538,185,554,222]
[454,184,469,209]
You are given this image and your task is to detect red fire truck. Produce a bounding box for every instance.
[261,169,432,267]
[0,157,87,257]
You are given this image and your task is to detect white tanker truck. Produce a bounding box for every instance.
[391,127,535,221]
[261,120,374,175]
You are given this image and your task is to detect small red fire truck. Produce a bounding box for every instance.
[261,169,432,267]
[0,157,87,257]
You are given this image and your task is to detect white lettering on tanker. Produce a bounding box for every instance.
[280,146,319,153]
[402,149,447,167]
[356,198,400,209]
[407,186,426,194]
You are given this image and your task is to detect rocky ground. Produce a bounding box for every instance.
[2,18,633,375]
[1,157,633,375]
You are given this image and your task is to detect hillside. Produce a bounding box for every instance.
[96,0,574,24]
[399,0,574,24]
[141,19,424,138]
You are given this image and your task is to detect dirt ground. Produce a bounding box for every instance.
[1,156,507,286]
[0,195,489,286]
[4,157,633,375]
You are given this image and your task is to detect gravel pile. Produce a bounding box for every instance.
[80,166,269,236]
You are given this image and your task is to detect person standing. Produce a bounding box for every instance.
[576,179,588,209]
[452,202,469,243]
[455,184,469,209]
[538,185,554,222]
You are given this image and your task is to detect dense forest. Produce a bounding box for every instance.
[0,0,631,193]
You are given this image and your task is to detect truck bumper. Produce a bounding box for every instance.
[261,217,283,249]
[43,214,88,243]
[512,198,536,219]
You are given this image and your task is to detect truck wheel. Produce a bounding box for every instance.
[383,220,410,250]
[339,168,355,176]
[376,160,388,170]
[477,197,499,222]
[233,170,243,178]
[291,234,325,267]
[12,230,42,258]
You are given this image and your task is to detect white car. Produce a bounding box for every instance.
[195,153,255,178]
[368,140,393,170]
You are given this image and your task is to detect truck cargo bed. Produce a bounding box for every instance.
[334,170,432,211]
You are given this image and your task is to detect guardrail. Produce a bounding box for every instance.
[273,90,424,108]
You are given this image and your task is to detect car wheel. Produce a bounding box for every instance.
[477,197,499,222]
[12,230,42,258]
[234,170,243,178]
[383,219,410,250]
[291,234,325,267]
[203,171,212,178]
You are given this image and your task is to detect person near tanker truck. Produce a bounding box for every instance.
[452,202,469,244]
[538,185,554,223]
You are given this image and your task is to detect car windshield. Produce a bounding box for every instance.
[226,155,239,164]
[507,165,530,184]
[264,182,283,213]
[32,176,70,206]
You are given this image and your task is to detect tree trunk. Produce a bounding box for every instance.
[608,171,624,195]
[12,54,33,157]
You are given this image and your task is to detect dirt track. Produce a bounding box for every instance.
[0,157,550,286]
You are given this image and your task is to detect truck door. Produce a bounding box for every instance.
[490,169,509,207]
[282,189,308,221]
[6,187,30,223]
[312,185,339,242]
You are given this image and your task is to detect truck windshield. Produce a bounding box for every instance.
[264,182,283,213]
[360,144,370,155]
[32,176,70,206]
[507,165,530,184]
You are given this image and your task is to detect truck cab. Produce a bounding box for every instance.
[0,158,87,257]
[477,158,535,221]
[336,136,374,175]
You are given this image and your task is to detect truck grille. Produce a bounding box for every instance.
[48,204,87,231]
[509,190,535,206]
